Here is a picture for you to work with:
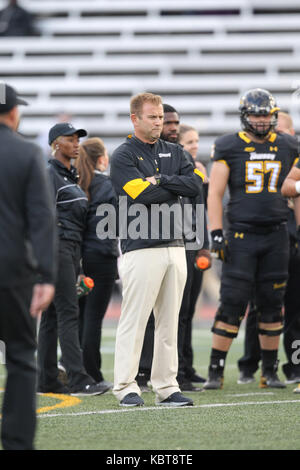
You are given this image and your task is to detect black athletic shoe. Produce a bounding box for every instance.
[260,365,286,389]
[284,373,300,385]
[157,392,193,407]
[237,371,255,384]
[70,382,111,396]
[37,382,70,395]
[203,366,224,390]
[120,393,144,407]
[179,381,203,392]
[187,373,206,384]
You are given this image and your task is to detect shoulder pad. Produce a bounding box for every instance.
[215,133,238,151]
[277,132,298,150]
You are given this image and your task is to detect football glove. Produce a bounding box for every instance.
[210,229,229,262]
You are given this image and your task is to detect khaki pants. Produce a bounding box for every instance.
[113,246,187,402]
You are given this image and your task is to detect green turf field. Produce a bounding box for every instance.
[1,322,299,451]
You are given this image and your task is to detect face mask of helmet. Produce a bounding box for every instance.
[239,89,279,138]
[242,112,278,137]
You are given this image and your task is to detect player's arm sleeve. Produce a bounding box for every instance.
[210,138,230,168]
[110,149,177,204]
[25,149,57,284]
[159,148,203,197]
[292,139,300,167]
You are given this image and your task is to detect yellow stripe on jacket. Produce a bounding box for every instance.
[123,178,151,199]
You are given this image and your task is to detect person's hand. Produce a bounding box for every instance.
[77,274,85,284]
[30,283,55,318]
[146,176,157,185]
[194,249,212,271]
[210,229,230,262]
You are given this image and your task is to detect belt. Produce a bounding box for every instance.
[154,239,184,248]
[230,222,286,235]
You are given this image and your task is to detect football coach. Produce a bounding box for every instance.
[0,83,56,450]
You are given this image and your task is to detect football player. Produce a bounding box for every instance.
[237,112,300,386]
[205,89,298,390]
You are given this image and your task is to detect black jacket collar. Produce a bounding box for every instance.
[48,158,79,182]
[128,134,160,151]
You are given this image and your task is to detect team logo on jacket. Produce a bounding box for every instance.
[158,153,171,158]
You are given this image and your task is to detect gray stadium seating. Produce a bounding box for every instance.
[0,0,300,158]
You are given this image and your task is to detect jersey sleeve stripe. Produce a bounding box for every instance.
[123,178,150,199]
[193,168,205,181]
[217,159,230,168]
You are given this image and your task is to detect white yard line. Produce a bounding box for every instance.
[37,399,300,419]
[225,392,275,397]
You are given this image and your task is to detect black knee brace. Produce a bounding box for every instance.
[256,280,286,336]
[212,277,251,338]
[257,310,284,336]
[211,308,243,338]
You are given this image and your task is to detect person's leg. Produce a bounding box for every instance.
[37,301,61,391]
[0,285,37,450]
[136,312,155,387]
[282,245,300,381]
[237,301,261,381]
[55,241,93,391]
[113,248,168,402]
[183,260,204,381]
[204,230,256,389]
[177,249,194,386]
[151,246,187,402]
[81,254,117,383]
[256,227,289,388]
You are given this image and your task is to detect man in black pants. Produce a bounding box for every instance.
[137,104,210,392]
[205,90,297,390]
[0,84,56,450]
[237,112,300,385]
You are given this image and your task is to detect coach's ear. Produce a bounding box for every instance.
[131,113,138,127]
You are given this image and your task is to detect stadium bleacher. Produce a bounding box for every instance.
[0,0,300,157]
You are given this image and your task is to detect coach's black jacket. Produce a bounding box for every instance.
[47,159,88,243]
[182,150,209,250]
[82,171,119,258]
[0,123,56,286]
[110,135,204,254]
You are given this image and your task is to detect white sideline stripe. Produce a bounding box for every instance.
[38,399,300,419]
[226,392,275,397]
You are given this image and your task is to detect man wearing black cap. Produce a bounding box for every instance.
[37,121,111,397]
[0,83,56,449]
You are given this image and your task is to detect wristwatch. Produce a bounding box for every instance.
[154,173,161,185]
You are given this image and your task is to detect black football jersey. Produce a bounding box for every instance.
[211,131,299,225]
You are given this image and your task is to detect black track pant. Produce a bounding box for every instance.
[38,240,93,392]
[0,284,36,450]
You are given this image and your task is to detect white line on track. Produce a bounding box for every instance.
[38,399,300,419]
[225,392,275,397]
